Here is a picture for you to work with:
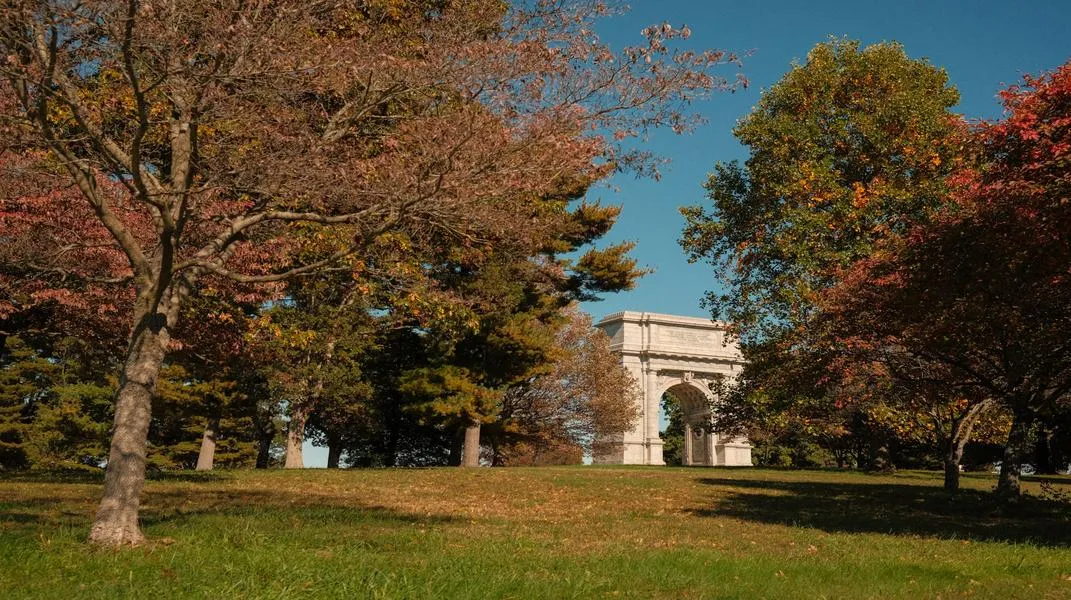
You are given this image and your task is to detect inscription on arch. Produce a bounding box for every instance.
[657,328,722,348]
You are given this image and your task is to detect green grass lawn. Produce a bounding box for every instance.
[1,466,1069,599]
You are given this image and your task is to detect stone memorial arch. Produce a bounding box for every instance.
[594,311,752,466]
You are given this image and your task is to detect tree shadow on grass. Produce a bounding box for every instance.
[0,500,100,532]
[0,481,459,535]
[0,469,230,485]
[1024,474,1071,486]
[690,476,1071,548]
[138,487,459,529]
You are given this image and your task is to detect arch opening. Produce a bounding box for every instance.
[664,382,716,466]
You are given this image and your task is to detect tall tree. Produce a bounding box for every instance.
[252,272,377,469]
[349,326,455,467]
[820,60,1071,502]
[678,39,968,478]
[0,0,742,544]
[399,188,648,467]
[680,39,963,340]
[398,252,566,467]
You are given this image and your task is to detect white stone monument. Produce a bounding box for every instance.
[594,311,752,466]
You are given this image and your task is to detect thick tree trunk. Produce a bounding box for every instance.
[285,407,307,469]
[943,457,961,492]
[461,420,481,467]
[256,429,273,469]
[195,416,219,471]
[254,406,276,469]
[89,304,172,546]
[447,426,464,466]
[327,436,342,469]
[996,411,1032,504]
[286,341,331,469]
[943,400,991,492]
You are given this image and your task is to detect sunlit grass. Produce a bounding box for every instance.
[1,467,1069,599]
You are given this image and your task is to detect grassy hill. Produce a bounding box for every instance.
[1,466,1069,599]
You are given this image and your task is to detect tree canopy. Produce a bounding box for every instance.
[681,39,963,340]
[0,0,743,545]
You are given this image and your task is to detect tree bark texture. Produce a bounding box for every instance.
[461,420,481,467]
[88,302,173,546]
[195,416,219,471]
[996,411,1032,504]
[942,400,991,492]
[285,407,307,469]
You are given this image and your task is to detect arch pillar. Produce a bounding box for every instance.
[682,421,693,466]
[645,367,664,465]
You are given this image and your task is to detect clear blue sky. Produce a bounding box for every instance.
[305,1,1070,466]
[578,0,1071,323]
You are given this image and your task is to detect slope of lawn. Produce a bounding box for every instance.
[1,466,1069,599]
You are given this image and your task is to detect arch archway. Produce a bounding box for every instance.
[594,311,752,466]
[663,380,715,466]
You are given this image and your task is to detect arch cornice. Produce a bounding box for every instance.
[632,350,741,362]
